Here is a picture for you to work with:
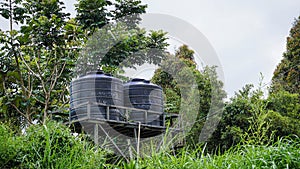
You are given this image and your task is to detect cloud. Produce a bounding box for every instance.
[142,0,300,97]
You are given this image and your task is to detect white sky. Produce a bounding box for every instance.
[1,0,299,98]
[141,0,300,98]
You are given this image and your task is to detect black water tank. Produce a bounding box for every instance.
[70,71,124,120]
[124,78,163,126]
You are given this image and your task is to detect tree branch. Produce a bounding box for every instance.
[10,103,33,125]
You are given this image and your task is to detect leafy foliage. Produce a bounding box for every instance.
[0,0,168,127]
[266,90,300,137]
[76,0,111,32]
[0,121,108,168]
[137,136,300,169]
[76,0,147,34]
[209,83,300,153]
[151,45,226,145]
[0,0,78,126]
[1,121,299,169]
[272,16,300,95]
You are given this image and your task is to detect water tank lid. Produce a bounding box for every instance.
[104,73,112,76]
[72,70,122,83]
[129,78,152,84]
[96,70,104,74]
[125,78,161,89]
[131,78,145,82]
[86,70,104,75]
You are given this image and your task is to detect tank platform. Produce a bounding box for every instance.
[65,101,182,161]
[69,117,168,138]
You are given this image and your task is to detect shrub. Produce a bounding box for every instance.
[0,124,23,168]
[0,121,108,168]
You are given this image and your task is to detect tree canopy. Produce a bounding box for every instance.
[151,45,226,145]
[272,16,300,95]
[0,0,168,128]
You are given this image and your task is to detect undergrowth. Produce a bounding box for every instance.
[0,121,299,169]
[137,136,300,169]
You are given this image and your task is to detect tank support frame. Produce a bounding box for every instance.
[67,101,182,162]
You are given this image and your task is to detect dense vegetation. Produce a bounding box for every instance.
[0,121,299,168]
[0,0,299,168]
[0,0,168,128]
[272,16,300,94]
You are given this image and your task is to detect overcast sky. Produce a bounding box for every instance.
[1,0,299,98]
[139,0,300,98]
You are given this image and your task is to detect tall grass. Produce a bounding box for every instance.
[0,121,110,169]
[0,121,299,169]
[137,136,300,169]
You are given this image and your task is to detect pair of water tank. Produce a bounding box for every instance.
[70,71,164,126]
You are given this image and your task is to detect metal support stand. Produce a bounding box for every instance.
[87,102,91,119]
[97,124,129,162]
[106,106,110,120]
[68,101,182,163]
[127,139,133,160]
[94,124,99,145]
[137,122,141,160]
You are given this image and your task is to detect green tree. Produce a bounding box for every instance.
[75,0,111,34]
[0,0,79,126]
[271,16,300,95]
[151,45,226,145]
[208,16,300,153]
[266,90,300,137]
[75,0,168,75]
[0,0,169,128]
[76,0,147,34]
[113,0,147,28]
[209,84,300,153]
[207,84,271,152]
[0,0,27,128]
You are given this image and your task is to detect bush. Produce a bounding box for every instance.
[0,124,23,168]
[207,86,300,153]
[0,121,108,169]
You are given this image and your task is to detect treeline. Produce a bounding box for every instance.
[207,15,300,151]
[151,38,300,152]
